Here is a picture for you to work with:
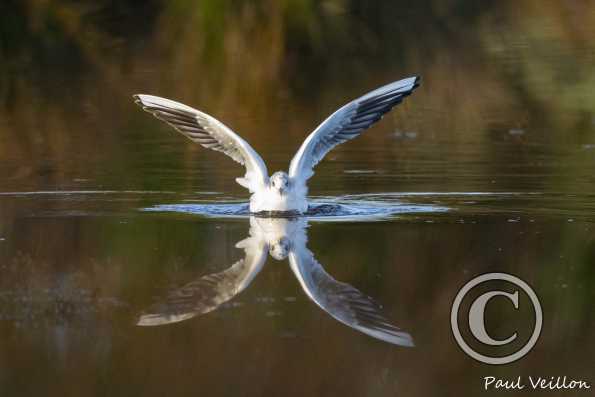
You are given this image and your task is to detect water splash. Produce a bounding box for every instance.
[143,194,449,221]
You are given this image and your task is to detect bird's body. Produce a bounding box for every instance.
[250,184,307,214]
[134,76,419,214]
[249,171,308,214]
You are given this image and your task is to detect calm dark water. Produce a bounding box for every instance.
[1,1,595,396]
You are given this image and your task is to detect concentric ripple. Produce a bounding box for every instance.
[143,194,449,221]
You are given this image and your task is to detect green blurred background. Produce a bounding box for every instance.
[1,0,594,194]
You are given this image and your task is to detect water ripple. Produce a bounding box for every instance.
[143,194,449,221]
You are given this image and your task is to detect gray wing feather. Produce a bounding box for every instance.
[134,94,268,191]
[289,76,420,180]
[289,248,414,346]
[137,239,267,326]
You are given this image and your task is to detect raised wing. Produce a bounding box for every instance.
[289,77,420,181]
[137,236,267,326]
[134,94,269,192]
[288,247,414,346]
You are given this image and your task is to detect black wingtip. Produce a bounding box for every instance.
[412,76,421,90]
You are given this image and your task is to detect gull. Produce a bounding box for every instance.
[134,76,419,214]
[137,217,414,347]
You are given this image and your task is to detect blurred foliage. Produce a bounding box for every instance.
[0,0,594,192]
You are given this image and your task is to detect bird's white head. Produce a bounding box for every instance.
[269,237,291,260]
[270,171,289,195]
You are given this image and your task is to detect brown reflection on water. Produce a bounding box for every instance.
[0,211,593,396]
[1,1,595,396]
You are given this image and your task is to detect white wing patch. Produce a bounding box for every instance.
[137,237,267,326]
[289,248,414,346]
[289,76,420,182]
[134,94,269,192]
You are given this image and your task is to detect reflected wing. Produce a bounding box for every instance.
[289,248,414,346]
[137,237,267,326]
[134,94,269,192]
[289,77,419,181]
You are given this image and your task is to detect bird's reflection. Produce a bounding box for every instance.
[138,217,413,347]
